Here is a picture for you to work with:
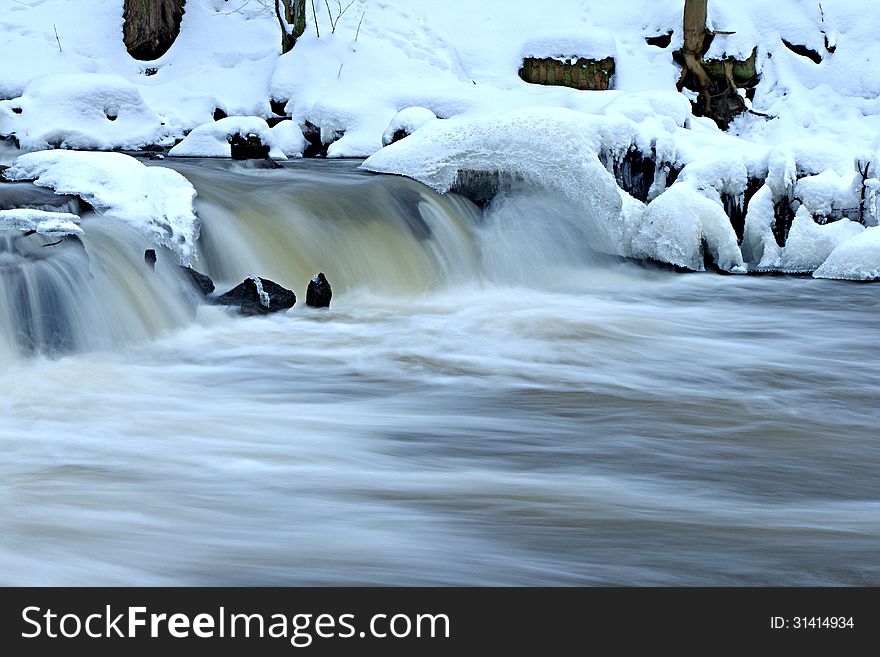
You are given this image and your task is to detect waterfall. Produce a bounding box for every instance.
[0,159,619,359]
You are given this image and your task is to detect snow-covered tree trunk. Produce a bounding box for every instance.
[681,0,712,104]
[277,0,307,54]
[677,0,746,129]
[123,0,185,61]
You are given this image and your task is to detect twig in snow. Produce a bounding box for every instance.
[323,0,356,34]
[53,24,62,53]
[218,0,254,15]
[355,9,365,42]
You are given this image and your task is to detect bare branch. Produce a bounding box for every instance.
[324,0,334,30]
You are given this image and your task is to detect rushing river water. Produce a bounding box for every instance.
[1,159,878,585]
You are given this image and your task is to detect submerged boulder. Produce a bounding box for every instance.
[215,276,296,315]
[306,272,332,308]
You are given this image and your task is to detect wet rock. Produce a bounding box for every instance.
[144,249,157,269]
[180,266,215,296]
[229,132,270,160]
[306,272,332,308]
[301,121,343,158]
[215,276,296,315]
[0,181,83,214]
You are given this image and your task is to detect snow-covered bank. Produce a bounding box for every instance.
[3,1,878,156]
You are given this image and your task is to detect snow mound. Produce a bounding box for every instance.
[0,74,168,152]
[814,226,880,281]
[0,208,82,237]
[168,116,305,158]
[382,107,437,147]
[4,151,198,264]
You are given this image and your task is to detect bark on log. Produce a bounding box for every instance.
[123,0,185,61]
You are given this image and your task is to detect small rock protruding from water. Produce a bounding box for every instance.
[215,276,296,316]
[306,272,332,308]
[144,249,157,270]
[180,266,215,296]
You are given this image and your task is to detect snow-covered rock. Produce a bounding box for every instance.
[0,208,82,237]
[168,116,305,159]
[381,107,437,147]
[0,74,168,152]
[364,107,629,256]
[4,151,198,264]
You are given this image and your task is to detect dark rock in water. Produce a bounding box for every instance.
[215,276,296,315]
[229,132,270,160]
[144,248,214,296]
[180,266,215,296]
[306,272,332,308]
[233,158,281,170]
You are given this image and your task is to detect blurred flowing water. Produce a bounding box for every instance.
[0,159,877,585]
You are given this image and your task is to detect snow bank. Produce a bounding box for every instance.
[0,74,168,151]
[4,151,198,264]
[0,209,82,237]
[168,116,305,158]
